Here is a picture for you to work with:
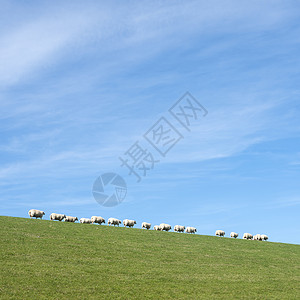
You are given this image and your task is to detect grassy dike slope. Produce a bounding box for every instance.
[0,216,299,299]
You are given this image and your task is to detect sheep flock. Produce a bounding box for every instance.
[28,209,268,240]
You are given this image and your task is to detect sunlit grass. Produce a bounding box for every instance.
[0,216,299,299]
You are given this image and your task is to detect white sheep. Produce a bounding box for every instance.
[123,219,136,228]
[80,218,92,224]
[253,234,263,241]
[91,216,105,225]
[243,233,253,240]
[185,227,197,234]
[153,225,162,231]
[28,209,45,219]
[64,216,78,222]
[108,217,121,226]
[230,232,238,238]
[261,234,268,241]
[50,213,66,221]
[141,222,151,230]
[159,223,171,231]
[215,230,225,237]
[174,225,185,232]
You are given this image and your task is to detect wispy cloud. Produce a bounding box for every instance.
[0,5,101,88]
[1,1,297,89]
[267,197,300,208]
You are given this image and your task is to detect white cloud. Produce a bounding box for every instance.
[0,7,101,88]
[0,1,296,89]
[271,197,300,208]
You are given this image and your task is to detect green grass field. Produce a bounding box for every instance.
[0,216,299,299]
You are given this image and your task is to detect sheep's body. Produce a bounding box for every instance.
[64,216,78,222]
[141,222,151,230]
[80,218,92,224]
[159,223,171,231]
[108,217,121,226]
[50,213,66,221]
[91,216,105,225]
[153,225,162,231]
[254,234,263,241]
[261,234,269,241]
[215,230,225,237]
[243,233,253,240]
[28,209,45,219]
[230,232,238,238]
[174,225,185,232]
[185,227,197,234]
[123,219,136,228]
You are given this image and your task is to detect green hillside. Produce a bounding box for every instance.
[0,216,299,299]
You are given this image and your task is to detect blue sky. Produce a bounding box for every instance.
[0,0,299,244]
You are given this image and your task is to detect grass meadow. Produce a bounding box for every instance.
[0,216,299,299]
